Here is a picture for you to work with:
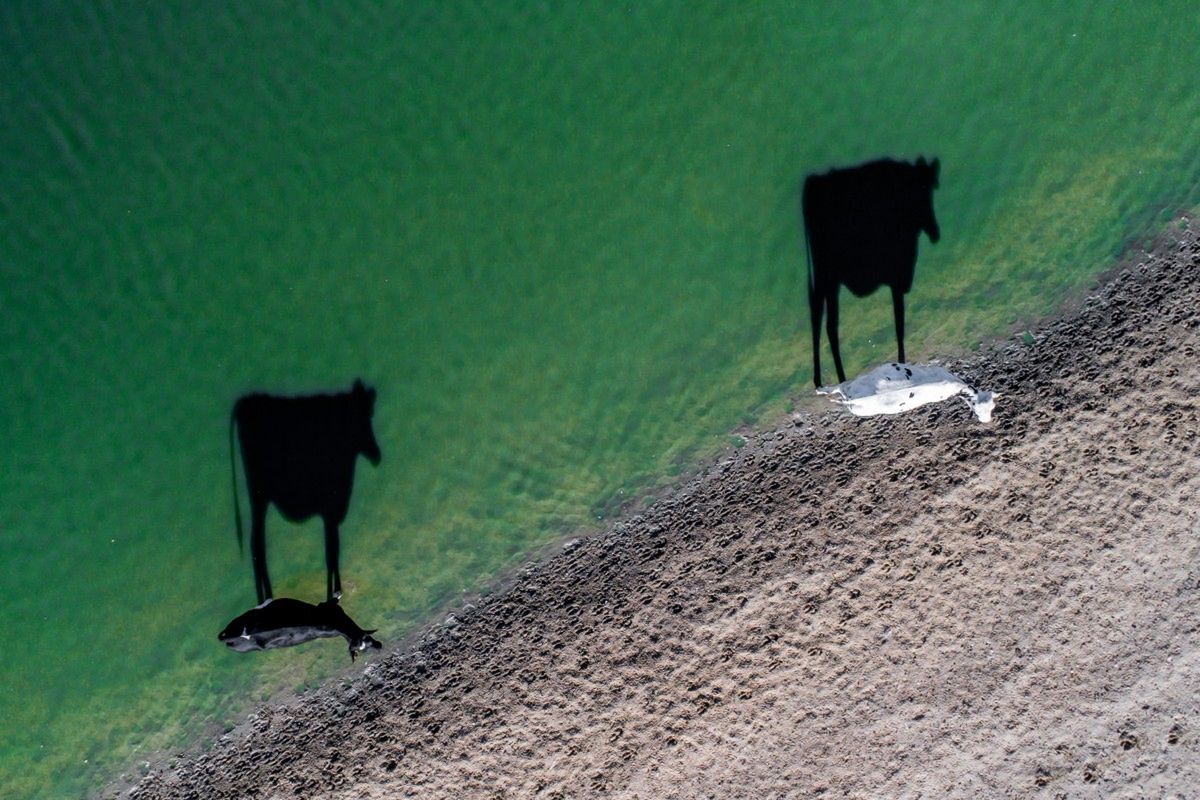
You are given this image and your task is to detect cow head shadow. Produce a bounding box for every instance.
[802,157,941,387]
[229,379,382,603]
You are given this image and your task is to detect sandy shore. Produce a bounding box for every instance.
[123,222,1200,799]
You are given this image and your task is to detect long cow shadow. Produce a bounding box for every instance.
[802,156,941,387]
[229,379,382,604]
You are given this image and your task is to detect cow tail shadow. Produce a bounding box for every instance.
[230,405,244,556]
[802,198,822,387]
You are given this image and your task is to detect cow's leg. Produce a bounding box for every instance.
[250,497,272,603]
[826,288,846,383]
[809,280,824,387]
[892,286,906,364]
[324,518,342,600]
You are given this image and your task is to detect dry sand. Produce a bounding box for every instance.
[124,223,1200,799]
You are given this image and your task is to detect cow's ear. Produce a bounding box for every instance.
[353,378,365,393]
[916,156,927,168]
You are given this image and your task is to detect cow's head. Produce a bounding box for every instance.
[315,597,383,661]
[351,379,382,466]
[349,631,383,662]
[914,156,941,244]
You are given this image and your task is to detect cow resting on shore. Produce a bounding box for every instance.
[218,596,382,661]
[817,362,995,422]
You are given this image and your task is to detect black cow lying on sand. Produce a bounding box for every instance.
[218,597,382,662]
[231,379,382,603]
[802,157,941,387]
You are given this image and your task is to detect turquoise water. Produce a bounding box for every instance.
[3,3,1200,796]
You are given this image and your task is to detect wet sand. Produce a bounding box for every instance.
[124,222,1200,799]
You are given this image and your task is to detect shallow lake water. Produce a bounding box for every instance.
[2,3,1200,796]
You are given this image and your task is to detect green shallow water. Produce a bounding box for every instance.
[2,2,1200,796]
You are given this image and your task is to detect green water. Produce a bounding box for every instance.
[3,2,1200,796]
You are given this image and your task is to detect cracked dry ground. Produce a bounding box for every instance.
[129,227,1200,799]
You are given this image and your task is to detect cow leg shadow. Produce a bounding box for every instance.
[825,288,847,383]
[324,517,342,600]
[250,496,273,603]
[809,281,825,387]
[892,285,906,364]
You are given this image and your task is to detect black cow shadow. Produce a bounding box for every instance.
[802,157,941,387]
[229,379,382,603]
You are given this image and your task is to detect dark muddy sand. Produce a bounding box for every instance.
[124,222,1200,799]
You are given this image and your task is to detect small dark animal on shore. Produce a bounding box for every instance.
[218,597,382,661]
[230,379,382,603]
[802,157,941,387]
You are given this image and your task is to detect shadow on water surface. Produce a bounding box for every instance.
[802,157,942,387]
[230,379,382,604]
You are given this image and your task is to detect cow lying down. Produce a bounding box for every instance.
[817,362,995,422]
[218,597,382,661]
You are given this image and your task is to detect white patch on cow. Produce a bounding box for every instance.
[222,625,343,652]
[817,362,996,423]
[255,626,341,650]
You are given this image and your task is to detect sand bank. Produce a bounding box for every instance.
[124,221,1200,799]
